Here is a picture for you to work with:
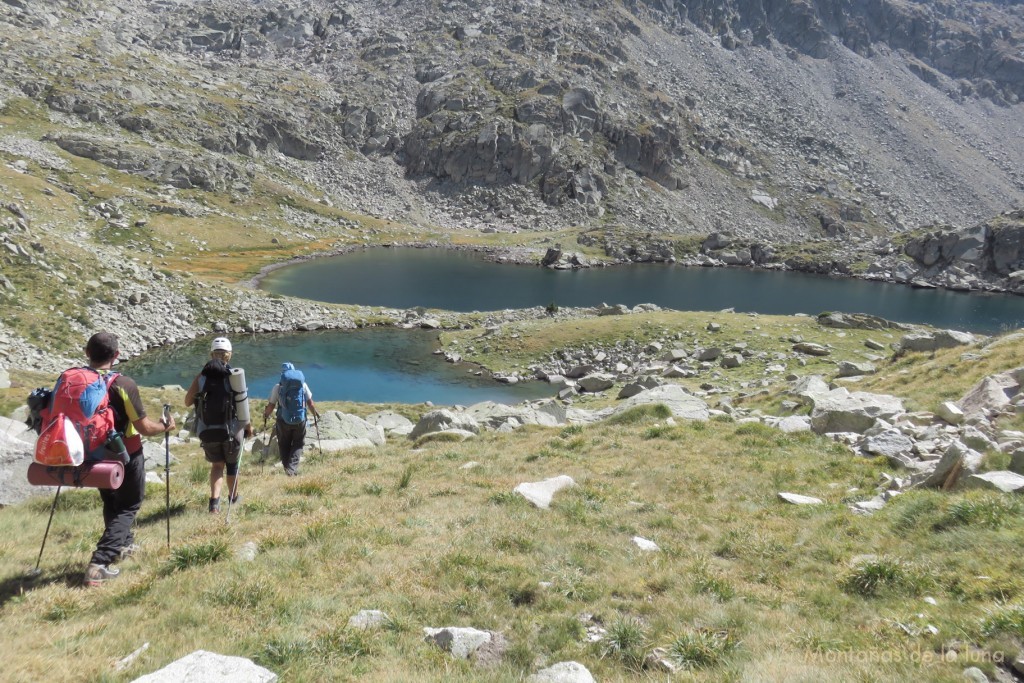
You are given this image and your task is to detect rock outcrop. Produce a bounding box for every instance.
[131,650,277,683]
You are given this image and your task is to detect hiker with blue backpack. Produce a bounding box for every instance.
[262,362,319,476]
[184,337,251,513]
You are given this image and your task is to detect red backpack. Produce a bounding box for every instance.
[34,367,120,466]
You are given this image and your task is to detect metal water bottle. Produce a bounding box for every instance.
[106,431,129,464]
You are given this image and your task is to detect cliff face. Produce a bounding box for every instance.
[0,0,1022,248]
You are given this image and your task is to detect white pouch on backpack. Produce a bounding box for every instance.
[34,414,86,467]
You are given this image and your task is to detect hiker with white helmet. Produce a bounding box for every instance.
[263,362,319,476]
[185,337,251,513]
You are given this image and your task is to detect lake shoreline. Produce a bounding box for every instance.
[244,241,1024,301]
[250,246,1024,334]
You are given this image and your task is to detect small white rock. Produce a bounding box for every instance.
[527,661,596,683]
[348,609,389,630]
[778,492,823,505]
[632,536,660,552]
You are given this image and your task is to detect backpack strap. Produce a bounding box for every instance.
[76,366,118,386]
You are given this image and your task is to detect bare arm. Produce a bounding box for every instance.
[184,374,200,407]
[133,413,175,437]
[262,384,279,419]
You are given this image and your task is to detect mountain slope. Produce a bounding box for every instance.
[1,0,1021,240]
[1,0,1023,362]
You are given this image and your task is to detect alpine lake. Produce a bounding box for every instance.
[123,248,1024,405]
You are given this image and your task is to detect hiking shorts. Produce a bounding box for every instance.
[202,440,241,474]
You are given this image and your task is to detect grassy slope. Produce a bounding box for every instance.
[1,372,1023,681]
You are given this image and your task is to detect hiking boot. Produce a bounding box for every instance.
[209,497,221,513]
[228,493,241,505]
[85,563,120,587]
[119,543,141,560]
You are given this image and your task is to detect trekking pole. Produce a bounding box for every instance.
[30,486,62,577]
[313,412,322,454]
[162,404,171,549]
[225,433,244,525]
[260,415,268,474]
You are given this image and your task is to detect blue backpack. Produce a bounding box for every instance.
[277,368,306,425]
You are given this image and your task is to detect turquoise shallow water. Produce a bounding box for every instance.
[122,329,554,406]
[128,248,1024,403]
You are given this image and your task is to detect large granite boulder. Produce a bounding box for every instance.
[957,371,1020,420]
[365,410,415,436]
[793,342,830,356]
[608,384,710,421]
[316,411,385,447]
[863,429,916,463]
[913,441,984,488]
[131,650,277,683]
[817,312,903,330]
[897,330,976,354]
[618,377,662,399]
[423,626,503,661]
[836,360,876,378]
[409,409,480,440]
[577,373,615,393]
[465,401,563,429]
[963,471,1024,493]
[809,388,904,434]
[792,375,831,405]
[0,415,41,507]
[527,661,596,683]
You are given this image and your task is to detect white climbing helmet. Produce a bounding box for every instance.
[211,337,232,353]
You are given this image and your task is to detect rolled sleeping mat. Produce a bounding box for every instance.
[229,367,251,424]
[27,461,125,489]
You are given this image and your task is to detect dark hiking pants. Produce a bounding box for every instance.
[277,419,306,475]
[91,451,145,566]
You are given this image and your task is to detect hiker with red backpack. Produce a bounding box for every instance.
[184,337,251,513]
[262,362,319,476]
[39,332,176,586]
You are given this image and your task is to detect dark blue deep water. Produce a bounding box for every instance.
[261,248,1024,334]
[128,249,1024,404]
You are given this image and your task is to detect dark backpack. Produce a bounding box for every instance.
[277,368,306,425]
[196,359,235,443]
[26,386,54,434]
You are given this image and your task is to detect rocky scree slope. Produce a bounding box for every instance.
[0,0,1021,250]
